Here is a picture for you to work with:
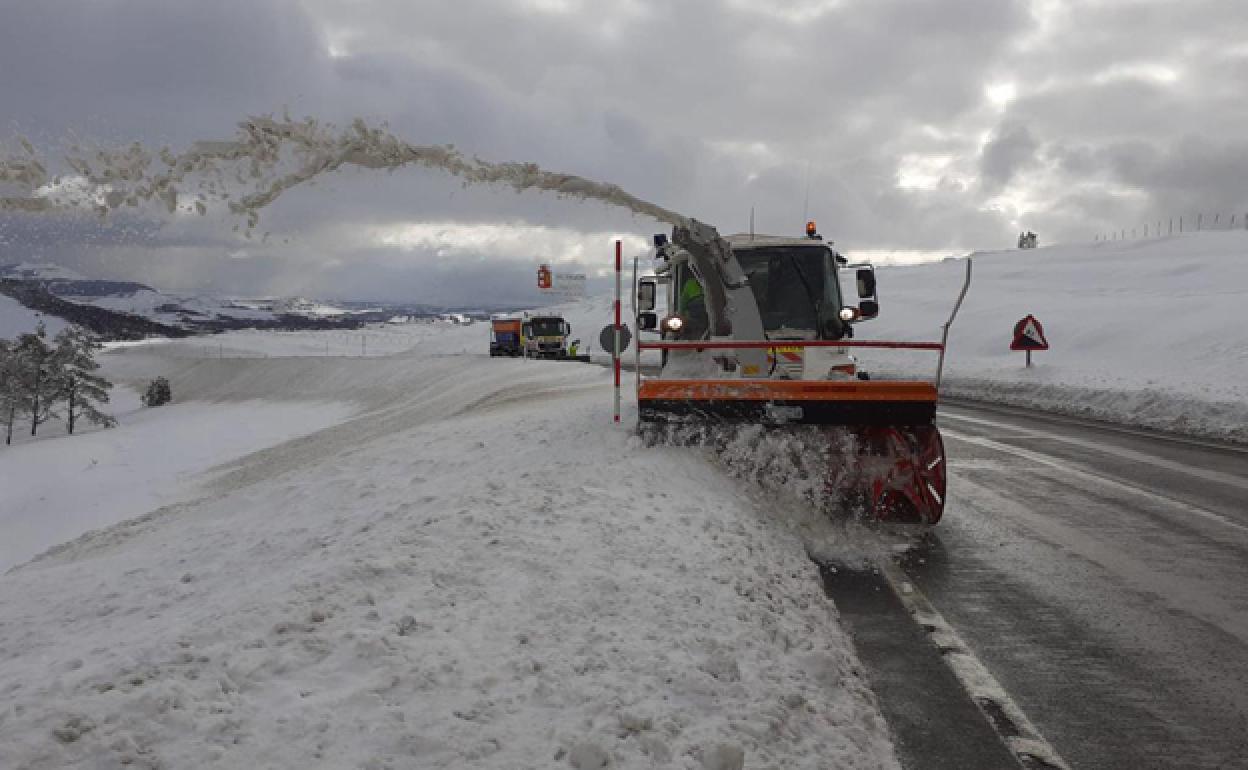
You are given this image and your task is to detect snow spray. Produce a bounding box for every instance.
[0,116,688,232]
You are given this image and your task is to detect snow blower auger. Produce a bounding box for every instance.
[623,218,971,525]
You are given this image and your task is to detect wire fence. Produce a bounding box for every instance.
[1095,212,1248,241]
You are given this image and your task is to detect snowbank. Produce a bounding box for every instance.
[858,232,1248,443]
[0,329,898,770]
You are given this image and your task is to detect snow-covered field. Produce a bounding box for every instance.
[859,231,1248,443]
[0,398,355,572]
[0,323,899,770]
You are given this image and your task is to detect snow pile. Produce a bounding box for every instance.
[858,232,1248,443]
[0,330,899,769]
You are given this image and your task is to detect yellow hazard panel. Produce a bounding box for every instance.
[767,345,805,355]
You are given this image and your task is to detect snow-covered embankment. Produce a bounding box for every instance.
[862,231,1248,443]
[0,323,898,769]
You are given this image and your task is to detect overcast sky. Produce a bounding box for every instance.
[3,0,1247,305]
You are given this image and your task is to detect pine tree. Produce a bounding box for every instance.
[0,338,24,446]
[52,327,115,435]
[142,377,172,407]
[15,323,60,437]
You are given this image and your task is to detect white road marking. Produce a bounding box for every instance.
[941,399,1248,455]
[942,428,1248,537]
[941,411,1248,491]
[879,562,1070,770]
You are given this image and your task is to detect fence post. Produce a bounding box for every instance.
[1180,216,1183,233]
[1169,218,1173,235]
[1198,213,1203,230]
[1214,213,1220,228]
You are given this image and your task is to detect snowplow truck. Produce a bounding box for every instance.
[490,318,523,357]
[634,219,967,525]
[522,315,572,359]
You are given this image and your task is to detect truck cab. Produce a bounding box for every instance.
[521,314,572,359]
[639,223,880,380]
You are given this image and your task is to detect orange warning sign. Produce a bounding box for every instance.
[1010,314,1049,351]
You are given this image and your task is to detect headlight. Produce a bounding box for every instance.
[661,315,685,333]
[839,307,858,322]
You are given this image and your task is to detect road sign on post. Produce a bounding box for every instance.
[600,323,631,354]
[537,264,586,298]
[1010,314,1049,367]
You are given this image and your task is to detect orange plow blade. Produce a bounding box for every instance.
[638,379,946,524]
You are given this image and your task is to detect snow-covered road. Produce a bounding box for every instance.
[0,330,900,769]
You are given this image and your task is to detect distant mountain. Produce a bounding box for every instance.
[0,279,189,340]
[0,262,90,282]
[0,261,518,339]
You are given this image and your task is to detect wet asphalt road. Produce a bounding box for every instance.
[903,400,1248,769]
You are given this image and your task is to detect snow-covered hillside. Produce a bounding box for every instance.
[1,260,366,335]
[0,293,69,338]
[858,232,1248,443]
[0,324,900,770]
[60,290,354,328]
[0,262,89,282]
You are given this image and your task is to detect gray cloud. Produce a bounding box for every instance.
[3,0,1248,302]
[980,122,1039,192]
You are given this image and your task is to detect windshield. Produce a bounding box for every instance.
[530,319,564,336]
[735,246,837,335]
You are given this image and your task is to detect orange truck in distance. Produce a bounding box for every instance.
[489,317,523,357]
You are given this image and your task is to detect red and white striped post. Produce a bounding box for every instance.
[613,239,622,423]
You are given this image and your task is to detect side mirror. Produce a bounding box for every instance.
[638,279,657,312]
[856,268,877,299]
[638,312,658,331]
[858,300,879,319]
[565,323,572,334]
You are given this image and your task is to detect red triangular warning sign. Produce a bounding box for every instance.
[1010,314,1049,351]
